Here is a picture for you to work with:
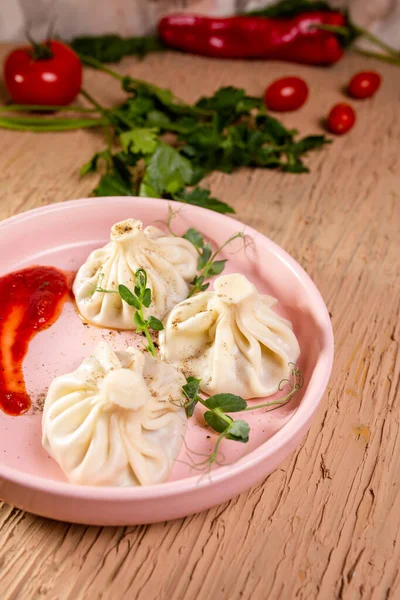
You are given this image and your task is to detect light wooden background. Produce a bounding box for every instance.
[0,45,399,599]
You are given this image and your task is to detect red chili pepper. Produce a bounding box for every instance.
[158,12,345,65]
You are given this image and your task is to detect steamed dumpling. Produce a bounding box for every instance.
[73,219,198,329]
[159,273,300,399]
[42,342,187,486]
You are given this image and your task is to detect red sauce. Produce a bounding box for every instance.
[0,266,72,416]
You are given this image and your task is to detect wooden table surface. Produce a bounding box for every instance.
[0,45,399,600]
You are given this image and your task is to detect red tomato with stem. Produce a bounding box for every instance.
[348,71,381,99]
[4,40,82,106]
[264,76,309,112]
[327,104,356,135]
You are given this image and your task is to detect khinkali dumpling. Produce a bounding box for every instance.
[42,342,187,486]
[73,219,198,329]
[159,273,300,399]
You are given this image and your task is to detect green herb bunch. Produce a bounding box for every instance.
[0,55,329,214]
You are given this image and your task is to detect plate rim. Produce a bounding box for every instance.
[0,196,334,499]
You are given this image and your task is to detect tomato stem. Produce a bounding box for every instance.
[25,31,54,60]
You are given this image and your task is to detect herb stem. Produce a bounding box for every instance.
[352,49,400,66]
[354,25,400,59]
[0,116,107,131]
[312,23,350,37]
[314,23,400,63]
[78,53,125,80]
[81,87,136,130]
[244,367,303,412]
[209,232,244,266]
[196,397,233,426]
[244,393,296,412]
[139,306,158,358]
[80,88,105,112]
[0,104,98,113]
[78,52,211,117]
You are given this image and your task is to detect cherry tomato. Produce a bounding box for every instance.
[264,76,309,112]
[327,104,356,135]
[4,40,82,106]
[348,71,381,99]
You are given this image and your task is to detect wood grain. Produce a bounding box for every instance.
[0,45,399,600]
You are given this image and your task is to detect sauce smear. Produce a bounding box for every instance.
[0,266,71,416]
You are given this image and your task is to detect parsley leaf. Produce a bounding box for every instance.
[174,187,235,214]
[70,34,166,62]
[120,128,159,154]
[196,86,263,129]
[287,134,331,154]
[80,149,111,176]
[72,61,330,212]
[139,144,193,197]
[93,172,133,196]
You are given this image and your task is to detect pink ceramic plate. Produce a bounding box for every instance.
[0,197,333,525]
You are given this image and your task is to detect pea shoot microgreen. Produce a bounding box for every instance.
[180,364,303,471]
[92,268,163,357]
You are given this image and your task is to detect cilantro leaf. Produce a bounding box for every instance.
[80,149,111,176]
[196,86,262,129]
[287,135,331,155]
[256,114,296,144]
[93,172,133,196]
[120,128,159,154]
[70,34,166,62]
[174,188,235,214]
[282,157,309,173]
[139,144,193,197]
